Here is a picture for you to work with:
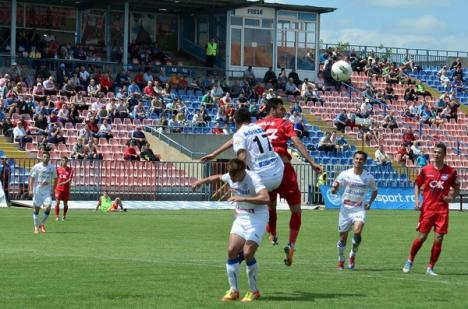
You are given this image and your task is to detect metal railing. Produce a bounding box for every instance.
[3,158,466,203]
[144,126,207,160]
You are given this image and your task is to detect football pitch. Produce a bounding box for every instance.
[1,208,467,308]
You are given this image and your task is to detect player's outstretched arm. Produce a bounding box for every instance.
[228,188,270,205]
[199,139,233,162]
[191,174,223,191]
[290,136,323,172]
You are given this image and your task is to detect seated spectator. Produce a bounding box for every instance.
[410,141,424,163]
[318,131,338,152]
[395,144,411,166]
[124,140,140,161]
[415,82,432,99]
[285,78,300,96]
[132,101,146,120]
[290,102,302,114]
[131,126,147,149]
[219,92,231,107]
[57,105,71,125]
[210,83,224,100]
[384,84,397,104]
[127,81,141,96]
[450,57,462,70]
[451,76,466,94]
[45,125,66,146]
[402,128,416,146]
[288,68,300,86]
[168,115,182,133]
[87,79,101,97]
[293,117,309,138]
[448,100,460,123]
[71,138,86,159]
[375,145,392,167]
[13,122,32,150]
[32,83,46,102]
[143,81,155,97]
[201,92,214,109]
[453,66,464,82]
[358,98,373,118]
[42,76,57,95]
[99,73,113,94]
[403,86,417,104]
[243,66,256,86]
[303,85,324,106]
[97,119,113,142]
[84,139,102,160]
[334,110,348,132]
[277,68,288,90]
[139,144,160,161]
[192,110,206,127]
[382,112,398,131]
[211,122,224,134]
[263,67,277,87]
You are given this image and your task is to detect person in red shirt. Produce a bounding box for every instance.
[55,157,74,221]
[403,143,460,276]
[143,81,155,97]
[124,141,140,160]
[201,98,322,266]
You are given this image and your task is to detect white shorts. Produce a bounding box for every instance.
[230,207,269,245]
[258,169,283,192]
[338,207,366,233]
[33,191,52,208]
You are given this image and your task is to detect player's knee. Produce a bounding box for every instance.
[337,240,346,248]
[243,249,255,261]
[352,234,362,245]
[290,204,301,213]
[227,247,240,259]
[434,234,444,243]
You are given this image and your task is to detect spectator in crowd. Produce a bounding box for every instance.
[384,84,397,104]
[124,140,140,161]
[334,110,348,132]
[375,145,392,167]
[243,66,256,86]
[192,110,206,127]
[71,138,86,159]
[97,119,113,142]
[415,82,432,100]
[359,98,373,118]
[139,144,160,161]
[211,122,224,134]
[277,68,288,90]
[84,139,101,160]
[201,91,214,109]
[288,68,300,86]
[382,112,398,131]
[263,67,277,88]
[285,78,300,96]
[45,125,66,146]
[395,143,411,166]
[450,57,462,70]
[402,128,416,146]
[13,121,32,150]
[410,141,424,163]
[42,76,57,95]
[131,126,147,149]
[404,86,417,104]
[318,131,338,152]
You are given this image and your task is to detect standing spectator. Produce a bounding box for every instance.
[263,67,277,88]
[288,68,300,86]
[205,37,218,67]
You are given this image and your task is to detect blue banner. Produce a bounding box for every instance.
[319,185,416,210]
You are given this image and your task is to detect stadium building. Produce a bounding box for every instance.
[1,0,334,79]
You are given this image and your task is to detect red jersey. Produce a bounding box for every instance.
[415,164,459,212]
[256,117,296,160]
[56,166,73,192]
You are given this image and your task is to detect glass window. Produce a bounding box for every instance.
[197,16,209,47]
[244,18,260,27]
[231,28,241,66]
[244,28,272,67]
[231,16,242,26]
[262,19,273,28]
[157,14,178,51]
[277,29,295,69]
[298,12,316,22]
[278,11,297,18]
[297,43,315,70]
[304,22,315,32]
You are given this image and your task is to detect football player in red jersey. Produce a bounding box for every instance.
[256,98,322,266]
[403,143,460,276]
[55,156,74,221]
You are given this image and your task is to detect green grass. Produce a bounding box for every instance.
[1,208,468,308]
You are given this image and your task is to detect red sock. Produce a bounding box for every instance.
[428,242,442,268]
[289,212,301,247]
[266,209,277,236]
[63,205,68,217]
[409,238,423,262]
[55,205,60,217]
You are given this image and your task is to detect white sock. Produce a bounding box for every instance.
[33,213,39,227]
[337,240,346,262]
[246,259,258,292]
[226,258,240,291]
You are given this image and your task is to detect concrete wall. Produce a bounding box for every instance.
[163,133,236,160]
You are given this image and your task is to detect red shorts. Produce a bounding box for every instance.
[269,163,301,206]
[55,190,70,201]
[417,211,449,235]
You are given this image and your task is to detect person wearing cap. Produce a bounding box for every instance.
[0,156,11,203]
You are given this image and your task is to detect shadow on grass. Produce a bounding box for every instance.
[264,291,365,302]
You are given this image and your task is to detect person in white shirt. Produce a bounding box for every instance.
[192,159,269,302]
[97,119,113,141]
[374,145,391,166]
[42,76,56,95]
[29,152,57,234]
[13,122,32,150]
[331,151,378,270]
